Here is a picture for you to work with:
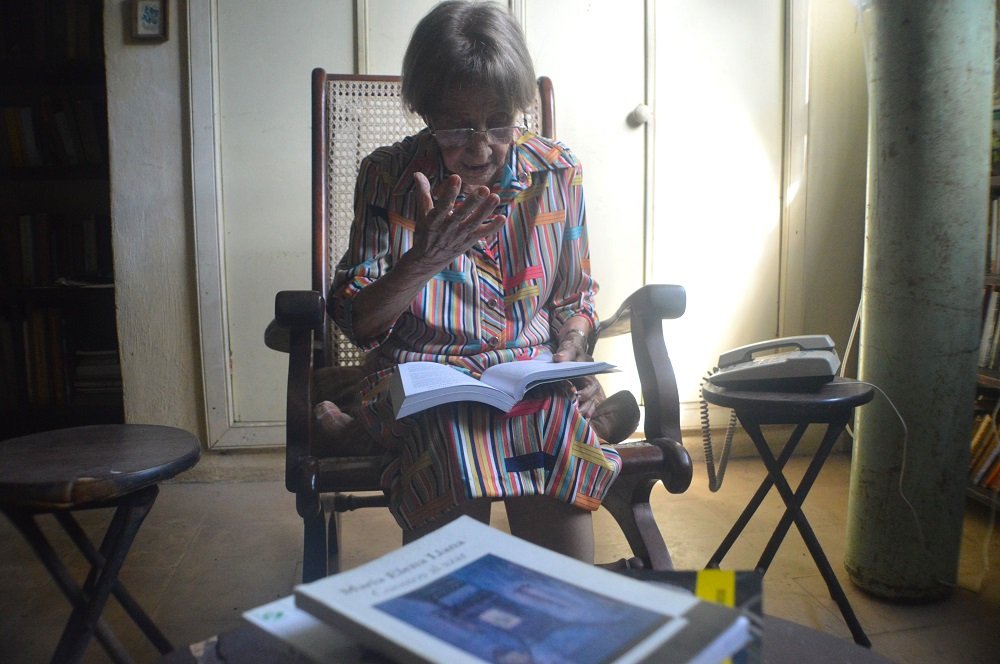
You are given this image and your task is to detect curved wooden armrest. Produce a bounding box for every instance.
[596,284,686,340]
[595,284,686,443]
[616,438,693,495]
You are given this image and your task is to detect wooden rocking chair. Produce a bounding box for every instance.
[265,69,692,582]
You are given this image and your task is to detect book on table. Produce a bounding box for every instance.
[281,516,752,664]
[389,357,616,419]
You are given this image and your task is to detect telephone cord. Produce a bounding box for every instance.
[700,370,737,492]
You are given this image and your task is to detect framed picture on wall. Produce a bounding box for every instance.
[132,0,169,41]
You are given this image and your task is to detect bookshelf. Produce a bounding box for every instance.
[972,166,1000,506]
[0,0,123,439]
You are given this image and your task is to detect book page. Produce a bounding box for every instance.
[479,359,615,396]
[397,362,484,395]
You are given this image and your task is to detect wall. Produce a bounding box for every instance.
[104,0,205,440]
[801,1,868,364]
[102,1,867,448]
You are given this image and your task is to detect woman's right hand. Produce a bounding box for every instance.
[410,172,507,269]
[344,172,506,342]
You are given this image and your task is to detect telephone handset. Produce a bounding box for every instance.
[708,334,841,392]
[701,334,841,491]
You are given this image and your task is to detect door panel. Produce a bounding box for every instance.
[652,0,784,410]
[525,0,648,397]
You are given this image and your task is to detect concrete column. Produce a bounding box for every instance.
[846,0,994,600]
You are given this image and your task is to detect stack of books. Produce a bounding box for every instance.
[243,517,755,664]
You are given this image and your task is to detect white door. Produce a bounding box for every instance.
[652,0,785,422]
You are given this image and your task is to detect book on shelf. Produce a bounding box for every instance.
[970,413,993,463]
[970,413,1000,484]
[2,107,26,169]
[0,215,23,286]
[0,314,23,414]
[980,456,1000,492]
[989,197,1000,273]
[972,434,1000,485]
[288,516,752,664]
[72,349,122,395]
[980,288,1000,367]
[390,357,616,419]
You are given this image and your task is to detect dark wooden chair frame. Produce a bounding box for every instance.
[266,70,693,583]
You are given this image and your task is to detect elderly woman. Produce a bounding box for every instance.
[327,0,637,562]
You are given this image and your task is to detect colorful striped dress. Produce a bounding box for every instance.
[329,129,622,530]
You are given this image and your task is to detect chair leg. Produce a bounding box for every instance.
[326,499,342,575]
[301,510,328,583]
[295,458,328,583]
[602,476,673,571]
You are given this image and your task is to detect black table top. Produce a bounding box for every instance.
[160,613,894,664]
[701,377,875,425]
[0,424,201,510]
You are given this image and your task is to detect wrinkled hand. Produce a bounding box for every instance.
[410,172,507,268]
[553,329,605,419]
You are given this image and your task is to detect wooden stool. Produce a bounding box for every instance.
[0,424,201,664]
[701,378,875,647]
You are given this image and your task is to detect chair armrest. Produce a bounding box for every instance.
[596,284,686,339]
[273,290,326,492]
[275,289,325,327]
[265,290,326,353]
[595,284,686,443]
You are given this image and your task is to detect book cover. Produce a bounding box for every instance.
[390,358,616,419]
[293,516,751,664]
[243,596,364,663]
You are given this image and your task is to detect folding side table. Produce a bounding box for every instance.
[700,378,874,647]
[0,424,201,664]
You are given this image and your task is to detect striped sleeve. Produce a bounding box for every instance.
[547,157,599,335]
[329,153,397,350]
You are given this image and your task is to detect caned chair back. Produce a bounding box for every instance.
[311,70,554,367]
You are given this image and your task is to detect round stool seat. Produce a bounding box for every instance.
[0,424,201,510]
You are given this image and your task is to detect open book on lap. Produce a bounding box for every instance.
[288,516,752,664]
[389,358,617,419]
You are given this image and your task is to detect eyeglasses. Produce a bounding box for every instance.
[430,126,524,149]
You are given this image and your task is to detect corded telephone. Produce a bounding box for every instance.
[707,334,841,392]
[700,334,841,491]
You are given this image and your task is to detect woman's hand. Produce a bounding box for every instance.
[410,172,507,269]
[553,325,605,419]
[345,173,506,342]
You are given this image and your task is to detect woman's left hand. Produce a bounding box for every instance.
[553,327,605,419]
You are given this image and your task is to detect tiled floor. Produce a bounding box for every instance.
[1,449,998,663]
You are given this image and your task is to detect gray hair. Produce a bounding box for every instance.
[401,1,537,118]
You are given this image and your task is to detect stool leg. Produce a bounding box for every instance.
[706,423,808,569]
[53,485,158,664]
[1,508,132,663]
[55,511,173,653]
[753,426,871,648]
[753,419,845,573]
